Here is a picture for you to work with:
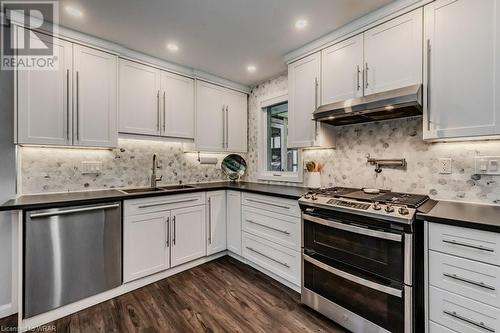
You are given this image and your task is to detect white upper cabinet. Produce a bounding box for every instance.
[119,60,161,136]
[206,191,227,255]
[225,89,248,152]
[16,28,117,147]
[423,0,500,140]
[73,45,118,147]
[288,52,336,148]
[17,34,73,146]
[161,72,195,139]
[363,8,423,96]
[321,34,364,105]
[195,80,248,152]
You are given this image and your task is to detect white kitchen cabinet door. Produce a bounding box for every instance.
[195,80,225,151]
[364,8,423,96]
[423,0,500,140]
[225,89,248,152]
[123,212,170,283]
[119,59,161,136]
[226,191,242,255]
[170,205,206,267]
[321,34,364,105]
[73,45,118,147]
[288,52,321,148]
[207,191,227,255]
[161,72,194,139]
[17,31,73,146]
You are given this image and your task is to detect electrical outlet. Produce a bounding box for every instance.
[81,161,102,174]
[438,158,452,174]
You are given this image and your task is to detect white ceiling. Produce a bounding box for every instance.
[58,0,394,86]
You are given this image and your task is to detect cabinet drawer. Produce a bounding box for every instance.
[429,286,500,333]
[241,193,300,217]
[242,232,300,286]
[125,192,205,216]
[429,223,500,266]
[429,321,457,333]
[430,251,500,308]
[242,206,300,251]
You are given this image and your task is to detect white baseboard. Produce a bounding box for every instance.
[228,252,301,293]
[20,251,227,331]
[0,303,15,320]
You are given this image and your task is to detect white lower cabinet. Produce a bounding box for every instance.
[170,205,206,267]
[226,191,242,255]
[206,191,227,255]
[123,194,206,282]
[427,222,500,333]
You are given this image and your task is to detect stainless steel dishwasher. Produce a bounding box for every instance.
[24,202,122,318]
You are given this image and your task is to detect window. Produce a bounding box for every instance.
[258,93,302,182]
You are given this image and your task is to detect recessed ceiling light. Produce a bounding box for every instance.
[65,5,83,18]
[167,43,179,52]
[246,65,257,73]
[295,19,308,30]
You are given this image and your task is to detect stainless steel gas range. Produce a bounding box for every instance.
[299,187,437,333]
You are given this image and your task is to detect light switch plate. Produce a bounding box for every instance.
[81,161,102,174]
[475,156,500,175]
[438,158,452,174]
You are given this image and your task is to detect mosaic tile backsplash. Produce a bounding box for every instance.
[19,140,231,194]
[19,74,500,204]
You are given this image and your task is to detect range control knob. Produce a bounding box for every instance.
[311,194,318,201]
[398,207,410,216]
[372,202,382,210]
[385,205,395,213]
[304,193,311,199]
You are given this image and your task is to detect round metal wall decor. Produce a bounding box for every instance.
[221,154,247,181]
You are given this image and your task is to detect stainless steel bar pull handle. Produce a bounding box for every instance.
[443,273,495,291]
[30,204,120,218]
[314,77,319,110]
[66,69,70,141]
[172,216,176,245]
[76,71,80,141]
[208,197,212,244]
[443,310,495,333]
[365,63,369,88]
[163,91,166,132]
[356,65,361,91]
[246,198,290,210]
[246,247,290,268]
[157,91,160,132]
[166,216,170,248]
[246,219,290,235]
[222,105,226,149]
[426,39,432,131]
[443,239,495,252]
[225,105,229,149]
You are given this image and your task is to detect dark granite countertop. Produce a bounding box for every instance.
[417,200,500,232]
[0,181,309,211]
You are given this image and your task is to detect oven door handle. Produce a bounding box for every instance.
[302,213,402,242]
[304,254,403,298]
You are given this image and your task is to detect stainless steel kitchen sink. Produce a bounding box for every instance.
[159,185,197,190]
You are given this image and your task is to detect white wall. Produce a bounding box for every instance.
[0,39,17,317]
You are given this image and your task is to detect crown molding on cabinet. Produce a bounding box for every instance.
[7,16,250,93]
[284,0,433,64]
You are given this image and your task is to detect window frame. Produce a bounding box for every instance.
[257,91,303,183]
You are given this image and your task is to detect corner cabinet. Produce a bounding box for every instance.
[206,191,227,255]
[16,28,118,148]
[423,0,500,140]
[226,191,242,255]
[288,52,335,148]
[119,59,195,139]
[195,80,248,152]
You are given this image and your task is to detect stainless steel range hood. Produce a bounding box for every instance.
[313,84,423,126]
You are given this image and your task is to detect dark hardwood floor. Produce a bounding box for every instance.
[0,256,346,332]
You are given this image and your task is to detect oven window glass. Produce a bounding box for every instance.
[304,219,404,282]
[304,260,404,332]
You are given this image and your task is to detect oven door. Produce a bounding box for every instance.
[303,213,407,283]
[302,254,411,333]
